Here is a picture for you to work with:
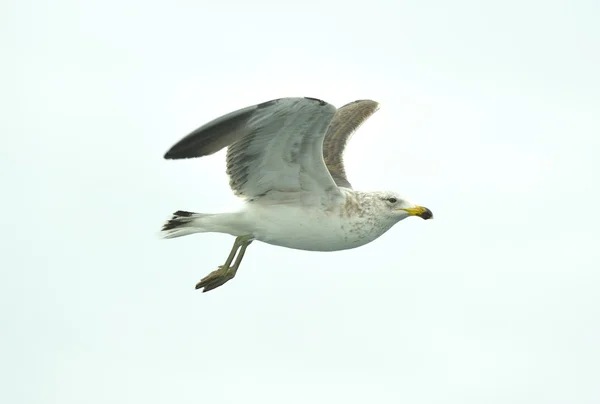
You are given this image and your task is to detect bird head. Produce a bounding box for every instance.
[373,191,433,222]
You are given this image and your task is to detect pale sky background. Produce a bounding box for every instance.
[2,0,599,403]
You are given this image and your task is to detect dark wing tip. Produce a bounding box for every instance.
[162,104,259,160]
[163,97,333,161]
[163,150,179,159]
[163,144,205,160]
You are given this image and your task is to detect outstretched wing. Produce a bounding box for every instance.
[322,100,380,189]
[164,97,344,206]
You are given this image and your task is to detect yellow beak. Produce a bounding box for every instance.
[399,206,433,220]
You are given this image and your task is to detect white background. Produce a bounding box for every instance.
[2,0,599,403]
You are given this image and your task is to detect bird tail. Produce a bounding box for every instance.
[160,210,214,239]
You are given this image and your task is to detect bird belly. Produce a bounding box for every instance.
[242,204,379,252]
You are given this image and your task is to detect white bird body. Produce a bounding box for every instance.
[161,97,432,292]
[171,189,403,252]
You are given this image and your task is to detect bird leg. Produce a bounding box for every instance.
[195,235,253,293]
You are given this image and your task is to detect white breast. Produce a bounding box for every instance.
[241,203,386,252]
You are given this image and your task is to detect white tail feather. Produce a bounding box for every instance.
[161,210,212,239]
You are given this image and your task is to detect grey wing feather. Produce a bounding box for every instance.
[163,101,270,159]
[164,97,341,204]
[322,100,380,189]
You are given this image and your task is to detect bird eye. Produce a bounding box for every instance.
[387,197,397,204]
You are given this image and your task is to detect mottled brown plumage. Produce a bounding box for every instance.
[322,100,380,189]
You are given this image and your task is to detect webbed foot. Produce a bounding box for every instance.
[195,266,235,292]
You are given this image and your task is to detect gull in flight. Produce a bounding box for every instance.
[161,97,432,292]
